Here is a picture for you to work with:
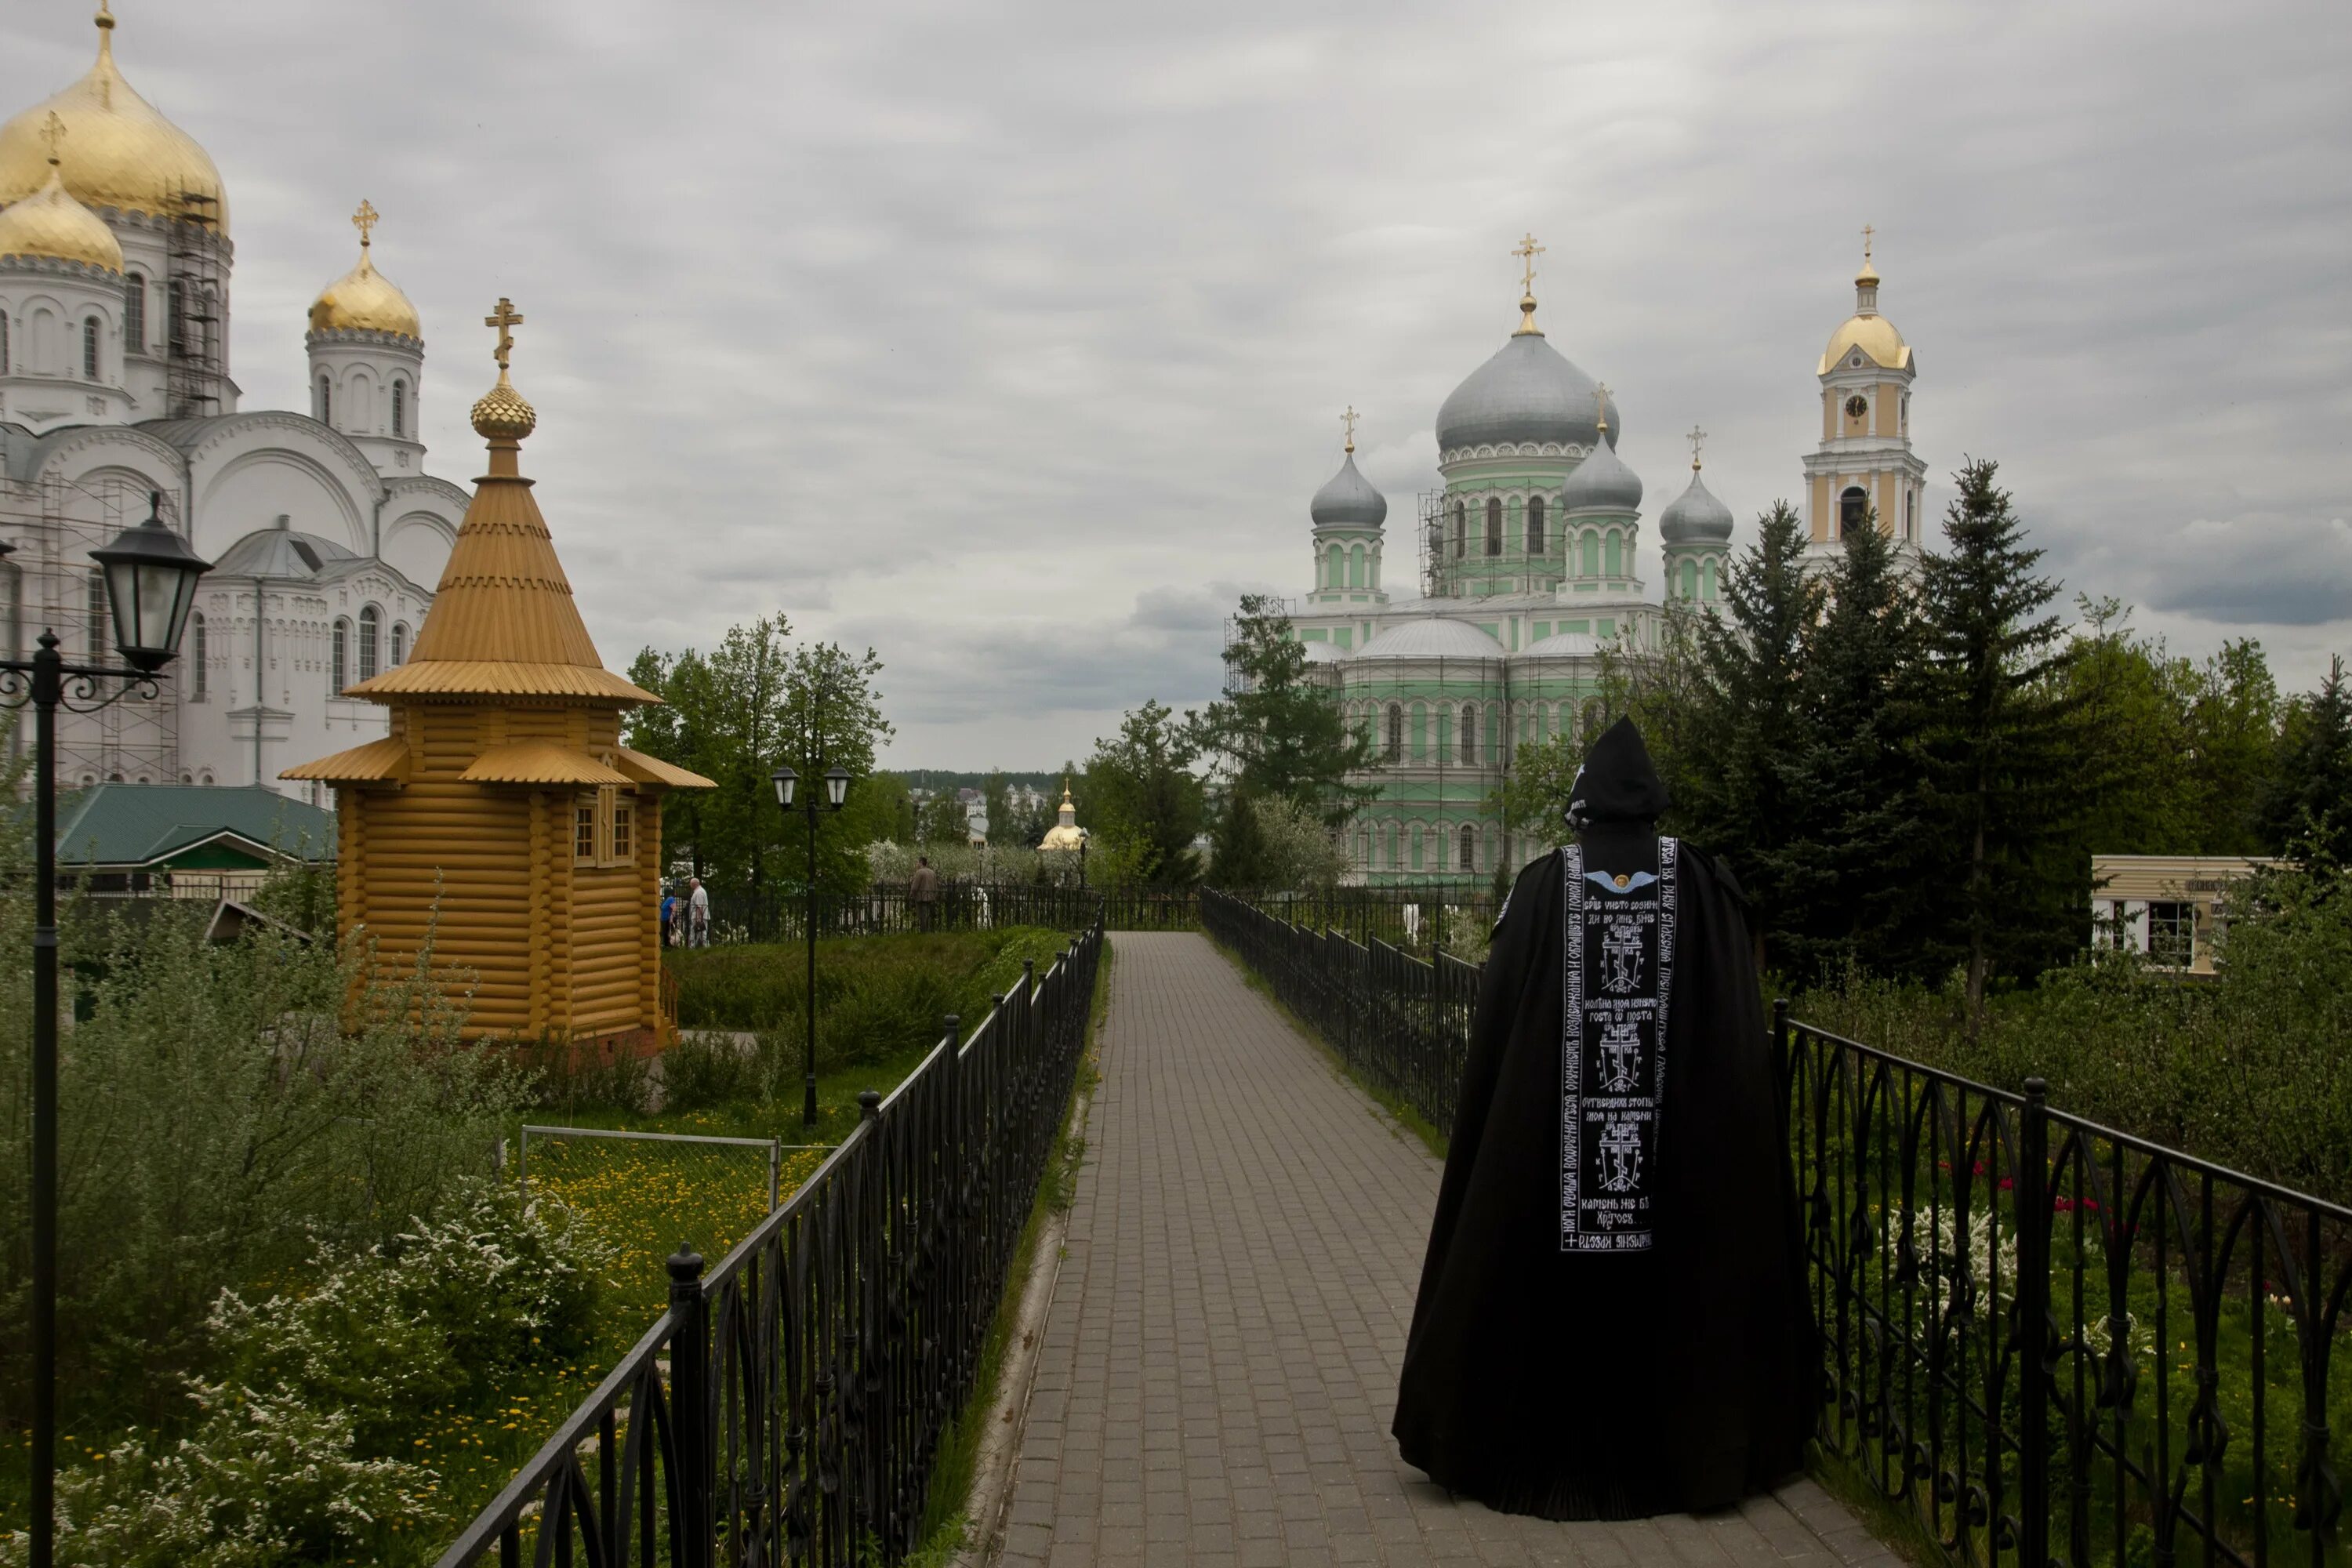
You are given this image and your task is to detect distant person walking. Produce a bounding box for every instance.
[661,886,677,947]
[688,876,710,947]
[909,855,940,932]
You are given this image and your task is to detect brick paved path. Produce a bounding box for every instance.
[997,932,1898,1568]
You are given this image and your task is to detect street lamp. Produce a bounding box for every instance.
[771,760,855,1127]
[2,492,209,1568]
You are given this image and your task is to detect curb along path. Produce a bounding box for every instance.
[996,931,1903,1568]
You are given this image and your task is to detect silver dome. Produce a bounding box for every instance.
[1522,630,1606,657]
[1354,618,1508,659]
[1309,451,1388,528]
[1562,434,1643,514]
[1300,639,1347,662]
[1435,332,1621,456]
[1659,467,1733,543]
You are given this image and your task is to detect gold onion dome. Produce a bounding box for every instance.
[309,200,421,340]
[1820,227,1911,374]
[0,122,124,273]
[0,5,229,233]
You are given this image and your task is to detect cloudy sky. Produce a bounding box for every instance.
[7,0,2347,765]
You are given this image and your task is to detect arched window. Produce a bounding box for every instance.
[167,280,185,358]
[1452,503,1466,558]
[391,379,407,437]
[1459,704,1476,761]
[1703,557,1719,599]
[1526,495,1546,556]
[1459,823,1476,872]
[1839,486,1867,536]
[1385,702,1403,764]
[1581,531,1599,577]
[1324,542,1341,588]
[1386,822,1400,869]
[1904,488,1917,540]
[82,316,100,379]
[1485,497,1503,557]
[191,612,207,698]
[1410,700,1426,760]
[331,618,350,694]
[1680,559,1698,600]
[2,310,10,372]
[318,375,332,423]
[124,274,144,352]
[1346,544,1363,589]
[85,570,107,658]
[390,621,408,665]
[358,605,381,681]
[1605,532,1623,578]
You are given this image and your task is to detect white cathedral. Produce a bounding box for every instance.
[0,5,463,798]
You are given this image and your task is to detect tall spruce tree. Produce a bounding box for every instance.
[2266,655,2352,864]
[1776,510,1931,979]
[1189,594,1379,826]
[1677,500,1820,961]
[1918,459,2083,1010]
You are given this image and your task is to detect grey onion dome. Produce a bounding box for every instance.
[1355,617,1508,659]
[1561,431,1643,513]
[1659,467,1733,543]
[1435,332,1621,454]
[1309,451,1388,528]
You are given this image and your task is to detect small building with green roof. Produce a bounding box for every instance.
[49,782,334,896]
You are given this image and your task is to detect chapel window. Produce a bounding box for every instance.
[124,275,144,352]
[330,618,350,694]
[1385,703,1403,764]
[1905,488,1917,540]
[358,605,380,682]
[318,375,331,423]
[85,571,107,658]
[1485,497,1503,557]
[1680,559,1698,600]
[1,310,9,372]
[391,379,407,438]
[1605,532,1622,578]
[1526,495,1545,556]
[390,621,408,665]
[191,612,207,699]
[1581,532,1599,577]
[1703,557,1719,599]
[1458,705,1476,761]
[167,281,185,358]
[1452,503,1466,558]
[82,317,100,379]
[612,799,634,864]
[575,800,597,865]
[1458,824,1476,872]
[1838,486,1867,537]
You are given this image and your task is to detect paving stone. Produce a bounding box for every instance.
[994,933,1891,1568]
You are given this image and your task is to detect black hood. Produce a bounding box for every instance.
[1567,717,1670,829]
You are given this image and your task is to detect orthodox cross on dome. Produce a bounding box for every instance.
[38,111,66,166]
[1686,424,1707,470]
[1512,232,1545,293]
[1341,405,1359,454]
[1593,383,1612,435]
[1860,223,1875,264]
[485,296,524,370]
[352,198,379,249]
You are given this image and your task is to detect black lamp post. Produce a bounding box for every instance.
[771,760,853,1127]
[1,493,209,1568]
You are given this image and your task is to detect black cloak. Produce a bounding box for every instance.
[1393,719,1813,1519]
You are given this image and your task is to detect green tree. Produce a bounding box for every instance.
[920,792,972,845]
[1918,458,2085,1010]
[1205,784,1272,888]
[2267,655,2352,863]
[1083,700,1204,886]
[1189,594,1377,826]
[774,641,895,898]
[982,771,1015,846]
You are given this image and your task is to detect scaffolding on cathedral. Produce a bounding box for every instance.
[0,471,180,785]
[162,184,227,417]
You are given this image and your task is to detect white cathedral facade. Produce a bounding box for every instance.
[0,6,464,798]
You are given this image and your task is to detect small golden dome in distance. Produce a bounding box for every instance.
[309,199,421,340]
[0,125,124,274]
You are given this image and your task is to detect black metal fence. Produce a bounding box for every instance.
[1203,890,2352,1568]
[435,919,1105,1567]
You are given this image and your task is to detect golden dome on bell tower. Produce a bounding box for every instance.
[309,200,422,340]
[0,5,230,234]
[0,114,125,273]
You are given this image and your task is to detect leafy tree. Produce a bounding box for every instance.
[982,771,1015,847]
[1083,700,1204,886]
[1189,594,1377,826]
[2267,655,2352,864]
[1917,458,2085,1010]
[773,640,895,898]
[1206,785,1272,887]
[920,792,972,845]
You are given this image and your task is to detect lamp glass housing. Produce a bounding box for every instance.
[771,766,799,808]
[90,494,209,673]
[824,765,853,809]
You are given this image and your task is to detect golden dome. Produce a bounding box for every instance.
[0,8,229,234]
[1819,313,1911,375]
[309,201,420,340]
[470,370,536,441]
[0,139,125,274]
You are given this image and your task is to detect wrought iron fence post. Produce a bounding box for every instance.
[668,1247,712,1568]
[2016,1078,2051,1568]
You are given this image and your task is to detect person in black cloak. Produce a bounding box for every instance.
[1393,716,1813,1519]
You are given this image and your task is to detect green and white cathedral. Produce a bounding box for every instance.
[1287,239,1921,887]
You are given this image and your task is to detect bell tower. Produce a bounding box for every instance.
[1802,227,1926,569]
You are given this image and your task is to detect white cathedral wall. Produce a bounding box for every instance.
[383,509,456,586]
[187,437,372,559]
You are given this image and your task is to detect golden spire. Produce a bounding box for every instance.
[94,2,114,71]
[1511,231,1545,336]
[1686,424,1707,470]
[1341,405,1359,454]
[470,296,537,444]
[352,198,379,250]
[1856,221,1880,289]
[1593,383,1611,437]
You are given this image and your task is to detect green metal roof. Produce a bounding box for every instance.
[51,784,336,869]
